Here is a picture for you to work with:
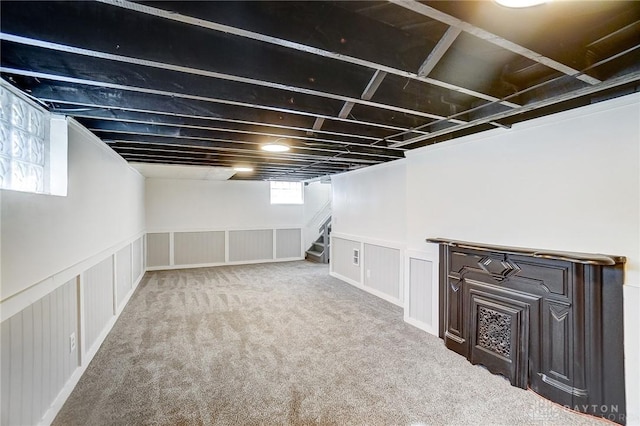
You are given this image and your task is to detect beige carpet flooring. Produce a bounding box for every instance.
[53,261,604,425]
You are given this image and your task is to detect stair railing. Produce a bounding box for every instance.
[319,215,331,263]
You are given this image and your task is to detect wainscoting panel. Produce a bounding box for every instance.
[132,237,143,284]
[83,257,114,352]
[331,237,362,284]
[276,228,302,259]
[407,258,433,325]
[0,278,78,425]
[363,244,401,302]
[146,232,170,267]
[174,231,225,265]
[116,245,132,308]
[404,249,439,336]
[229,229,273,262]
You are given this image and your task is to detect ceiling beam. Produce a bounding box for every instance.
[338,102,356,120]
[75,114,406,152]
[123,156,333,179]
[91,127,402,160]
[96,0,519,108]
[109,141,350,168]
[390,0,601,85]
[1,67,418,134]
[118,153,344,175]
[391,69,640,148]
[0,33,460,123]
[418,27,462,77]
[321,69,388,133]
[104,138,384,165]
[361,70,388,101]
[48,99,422,141]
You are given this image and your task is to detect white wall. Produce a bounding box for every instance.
[331,160,407,303]
[1,119,146,300]
[0,118,146,425]
[144,178,329,269]
[145,179,303,231]
[332,160,406,243]
[331,93,640,423]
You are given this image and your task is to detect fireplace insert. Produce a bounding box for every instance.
[428,238,626,424]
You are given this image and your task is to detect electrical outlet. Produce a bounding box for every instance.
[69,332,76,353]
[366,269,371,278]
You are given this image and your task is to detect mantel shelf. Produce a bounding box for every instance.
[426,238,626,266]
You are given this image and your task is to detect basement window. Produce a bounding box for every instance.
[270,181,304,204]
[0,79,67,195]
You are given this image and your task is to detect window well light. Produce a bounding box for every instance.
[261,143,290,152]
[495,0,549,7]
[233,166,254,172]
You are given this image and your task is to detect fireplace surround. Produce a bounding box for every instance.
[428,238,626,424]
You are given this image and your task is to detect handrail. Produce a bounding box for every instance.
[320,215,332,263]
[319,215,332,234]
[306,199,332,228]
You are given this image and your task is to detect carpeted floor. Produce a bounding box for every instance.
[54,261,604,425]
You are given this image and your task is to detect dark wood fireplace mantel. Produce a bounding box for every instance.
[428,238,626,424]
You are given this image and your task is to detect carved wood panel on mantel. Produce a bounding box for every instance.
[428,238,626,424]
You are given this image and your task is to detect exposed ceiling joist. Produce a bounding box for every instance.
[361,70,388,101]
[1,67,418,133]
[392,69,640,148]
[390,0,601,85]
[96,0,519,108]
[0,33,458,123]
[418,26,462,77]
[76,114,406,151]
[2,0,637,181]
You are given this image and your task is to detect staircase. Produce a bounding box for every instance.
[306,216,331,263]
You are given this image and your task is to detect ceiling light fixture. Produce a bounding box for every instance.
[233,166,254,172]
[495,0,548,7]
[261,139,290,152]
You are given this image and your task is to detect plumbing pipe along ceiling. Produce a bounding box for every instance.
[1,1,638,180]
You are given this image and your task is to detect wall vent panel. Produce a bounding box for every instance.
[83,257,114,351]
[228,230,273,262]
[276,228,302,259]
[332,238,362,283]
[0,278,78,425]
[146,233,170,267]
[174,231,225,265]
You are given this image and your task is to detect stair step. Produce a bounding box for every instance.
[313,243,326,252]
[306,250,324,263]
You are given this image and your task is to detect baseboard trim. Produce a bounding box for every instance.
[146,257,305,271]
[330,271,402,307]
[403,316,437,337]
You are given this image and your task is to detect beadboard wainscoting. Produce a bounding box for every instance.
[145,228,304,271]
[330,234,440,336]
[0,234,145,426]
[403,247,440,336]
[330,233,404,307]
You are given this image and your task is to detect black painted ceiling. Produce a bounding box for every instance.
[1,1,639,181]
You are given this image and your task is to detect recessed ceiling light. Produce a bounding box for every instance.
[495,0,548,7]
[261,143,290,152]
[233,166,253,172]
